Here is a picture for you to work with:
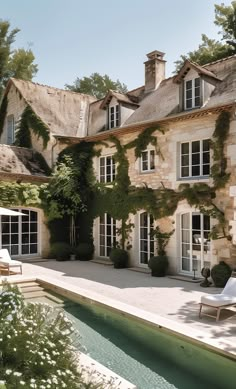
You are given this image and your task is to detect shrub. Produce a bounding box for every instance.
[49,241,72,261]
[211,260,232,287]
[109,248,129,269]
[75,242,94,261]
[0,282,117,389]
[148,255,169,277]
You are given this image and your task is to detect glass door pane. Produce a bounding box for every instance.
[181,213,190,272]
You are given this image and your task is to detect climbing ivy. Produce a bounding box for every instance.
[4,112,228,250]
[126,126,165,159]
[0,181,43,207]
[210,110,231,188]
[15,105,50,149]
[0,95,8,136]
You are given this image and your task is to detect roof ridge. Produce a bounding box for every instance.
[202,54,236,68]
[10,78,97,100]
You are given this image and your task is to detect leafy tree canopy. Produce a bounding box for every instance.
[174,2,236,72]
[65,72,128,99]
[0,20,38,98]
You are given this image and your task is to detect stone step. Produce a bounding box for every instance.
[16,281,39,288]
[127,267,151,274]
[21,257,48,263]
[91,259,113,266]
[168,275,203,283]
[22,290,47,300]
[44,292,66,304]
[19,285,44,293]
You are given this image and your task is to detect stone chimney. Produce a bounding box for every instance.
[144,50,166,93]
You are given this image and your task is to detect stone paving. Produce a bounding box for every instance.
[1,260,236,357]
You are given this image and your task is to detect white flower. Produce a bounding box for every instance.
[6,369,12,375]
[13,372,22,376]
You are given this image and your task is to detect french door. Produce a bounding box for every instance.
[181,212,211,275]
[0,209,39,256]
[139,212,154,266]
[99,213,116,257]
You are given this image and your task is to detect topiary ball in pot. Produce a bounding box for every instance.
[148,255,169,277]
[211,261,232,287]
[75,243,94,261]
[49,242,72,261]
[109,248,129,269]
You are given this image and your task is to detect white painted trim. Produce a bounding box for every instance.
[140,149,155,173]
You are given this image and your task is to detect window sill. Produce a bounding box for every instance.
[140,170,156,174]
[177,176,210,182]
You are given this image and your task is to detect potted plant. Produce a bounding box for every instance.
[49,242,72,261]
[75,242,94,261]
[109,247,129,268]
[211,260,232,287]
[148,226,174,277]
[109,219,133,269]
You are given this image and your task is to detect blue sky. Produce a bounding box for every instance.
[1,0,233,91]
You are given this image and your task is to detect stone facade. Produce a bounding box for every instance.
[1,53,236,274]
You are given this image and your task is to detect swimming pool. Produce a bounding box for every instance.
[35,281,236,389]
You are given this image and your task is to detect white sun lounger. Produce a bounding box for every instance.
[199,276,236,321]
[0,248,22,275]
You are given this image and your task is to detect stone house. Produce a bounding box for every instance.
[1,50,236,277]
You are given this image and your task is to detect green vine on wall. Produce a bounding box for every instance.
[0,95,8,136]
[0,181,43,207]
[15,105,50,149]
[126,126,165,159]
[5,111,228,250]
[210,110,231,189]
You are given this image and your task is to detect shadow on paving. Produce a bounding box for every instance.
[30,259,214,292]
[173,299,236,354]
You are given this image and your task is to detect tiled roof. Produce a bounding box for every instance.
[8,78,96,137]
[0,144,50,179]
[174,60,221,83]
[125,55,236,126]
[100,90,139,109]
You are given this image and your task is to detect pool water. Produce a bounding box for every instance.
[62,300,236,389]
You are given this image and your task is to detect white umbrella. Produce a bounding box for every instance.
[0,207,26,216]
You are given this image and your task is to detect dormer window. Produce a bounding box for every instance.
[185,77,201,110]
[109,104,120,129]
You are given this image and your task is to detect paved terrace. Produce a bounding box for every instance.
[1,260,236,358]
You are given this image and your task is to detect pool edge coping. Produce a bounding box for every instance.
[2,275,236,362]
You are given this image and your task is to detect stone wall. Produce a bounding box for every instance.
[92,111,236,272]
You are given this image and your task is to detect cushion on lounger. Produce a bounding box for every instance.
[201,294,236,307]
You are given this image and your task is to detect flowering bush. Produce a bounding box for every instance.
[0,282,118,389]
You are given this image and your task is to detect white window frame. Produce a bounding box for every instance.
[99,155,116,183]
[140,150,155,172]
[99,213,116,257]
[139,211,155,266]
[0,208,40,258]
[6,114,15,144]
[184,77,201,110]
[180,212,211,275]
[180,139,210,179]
[109,104,120,129]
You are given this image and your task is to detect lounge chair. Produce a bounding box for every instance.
[0,249,22,275]
[199,277,236,321]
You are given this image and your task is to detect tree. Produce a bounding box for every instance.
[174,2,236,71]
[215,1,236,47]
[65,72,128,99]
[174,34,232,72]
[0,20,38,98]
